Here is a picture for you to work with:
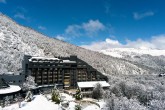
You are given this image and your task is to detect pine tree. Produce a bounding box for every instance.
[75,88,82,100]
[51,88,61,104]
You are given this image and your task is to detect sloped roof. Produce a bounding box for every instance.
[0,85,21,94]
[0,78,9,89]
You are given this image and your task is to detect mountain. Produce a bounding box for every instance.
[101,48,165,72]
[101,48,165,58]
[0,14,160,75]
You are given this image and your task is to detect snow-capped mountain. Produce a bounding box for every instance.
[0,14,162,75]
[101,48,165,58]
[101,48,165,72]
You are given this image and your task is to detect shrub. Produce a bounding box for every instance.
[51,89,61,104]
[75,104,81,110]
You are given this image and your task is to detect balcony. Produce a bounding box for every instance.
[64,82,70,85]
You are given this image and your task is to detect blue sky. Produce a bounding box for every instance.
[1,0,165,50]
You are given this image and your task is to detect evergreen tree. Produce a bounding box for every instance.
[75,88,83,100]
[51,88,61,104]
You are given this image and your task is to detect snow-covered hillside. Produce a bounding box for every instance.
[101,48,165,58]
[101,48,165,72]
[0,14,163,75]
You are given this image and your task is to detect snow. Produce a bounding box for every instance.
[3,95,60,110]
[77,81,110,88]
[83,105,100,110]
[0,32,5,41]
[2,93,105,110]
[101,48,165,58]
[0,14,153,76]
[61,93,74,101]
[29,57,76,63]
[0,85,21,94]
[62,60,76,63]
[97,101,106,109]
[29,56,60,61]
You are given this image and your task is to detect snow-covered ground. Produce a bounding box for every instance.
[2,95,60,110]
[101,48,165,58]
[1,93,104,110]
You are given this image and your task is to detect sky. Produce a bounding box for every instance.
[1,0,165,51]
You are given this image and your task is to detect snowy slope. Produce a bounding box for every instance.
[101,48,165,58]
[101,48,165,72]
[0,14,162,75]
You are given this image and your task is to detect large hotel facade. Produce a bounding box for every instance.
[22,55,108,89]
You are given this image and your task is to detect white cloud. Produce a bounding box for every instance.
[14,7,30,22]
[65,25,82,37]
[65,19,106,37]
[105,38,120,45]
[81,38,122,51]
[38,26,46,30]
[0,0,6,3]
[82,20,105,34]
[55,35,66,41]
[133,11,154,20]
[14,13,30,22]
[14,13,26,20]
[81,34,165,51]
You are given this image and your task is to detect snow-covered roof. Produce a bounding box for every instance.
[29,56,76,63]
[0,85,21,94]
[29,56,60,62]
[77,81,110,88]
[62,60,76,63]
[38,84,54,88]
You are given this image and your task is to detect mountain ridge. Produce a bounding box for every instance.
[0,14,160,75]
[101,48,165,58]
[101,48,165,72]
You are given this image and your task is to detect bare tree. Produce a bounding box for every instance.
[22,75,36,91]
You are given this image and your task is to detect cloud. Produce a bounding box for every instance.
[65,19,106,37]
[55,35,66,41]
[133,11,154,20]
[14,13,26,20]
[82,20,105,35]
[65,25,82,37]
[14,7,30,21]
[0,0,6,4]
[81,34,165,51]
[81,38,122,51]
[38,26,46,30]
